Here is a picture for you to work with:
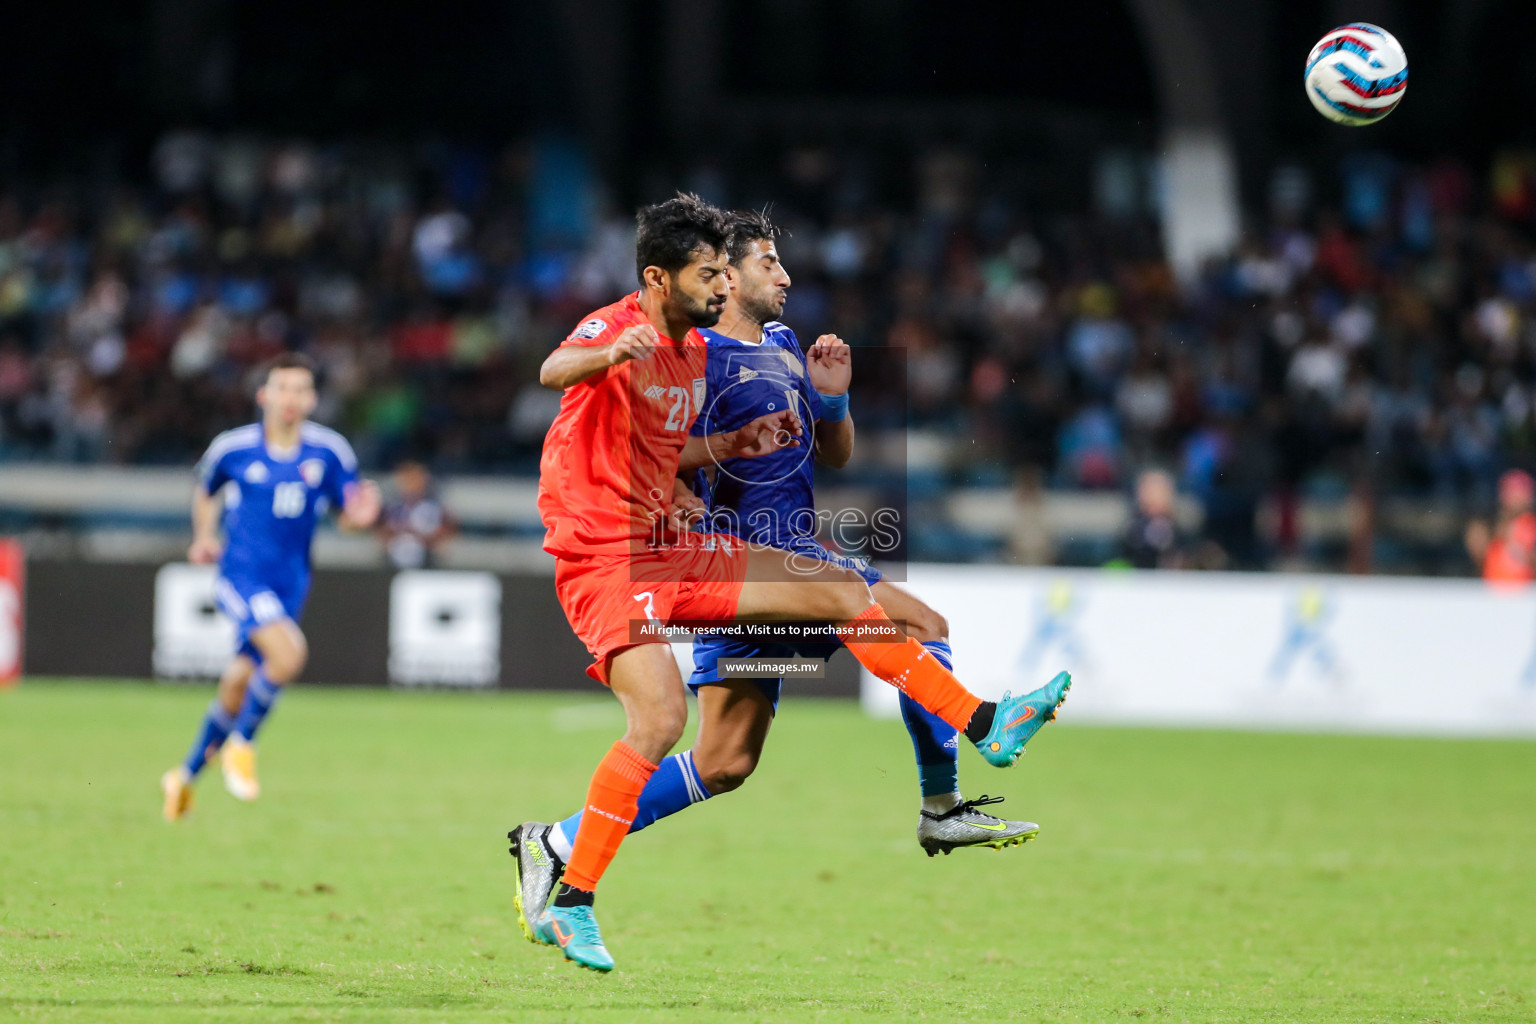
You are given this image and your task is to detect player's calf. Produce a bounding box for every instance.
[160,694,239,821]
[221,669,279,801]
[251,620,307,684]
[692,748,759,794]
[870,581,949,644]
[543,748,716,877]
[906,607,949,644]
[217,620,306,804]
[610,646,689,765]
[550,647,674,940]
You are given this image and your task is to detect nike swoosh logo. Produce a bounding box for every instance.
[551,921,573,946]
[972,820,1010,832]
[1005,707,1038,730]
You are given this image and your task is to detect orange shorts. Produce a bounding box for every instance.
[554,534,750,684]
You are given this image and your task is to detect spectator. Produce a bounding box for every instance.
[5,131,1536,574]
[377,461,457,569]
[1120,469,1187,570]
[1006,465,1055,566]
[1465,469,1536,586]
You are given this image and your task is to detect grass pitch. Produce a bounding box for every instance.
[1,680,1533,1023]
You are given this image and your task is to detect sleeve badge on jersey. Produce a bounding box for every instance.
[300,458,327,488]
[571,318,607,341]
[693,377,707,413]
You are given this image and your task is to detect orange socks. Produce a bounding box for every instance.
[560,608,976,893]
[562,741,658,893]
[842,604,983,731]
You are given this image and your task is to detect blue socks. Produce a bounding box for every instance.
[552,750,709,859]
[182,699,235,778]
[232,671,283,743]
[550,639,961,855]
[901,639,961,800]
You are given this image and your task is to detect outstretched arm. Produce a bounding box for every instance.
[678,409,804,471]
[539,324,659,390]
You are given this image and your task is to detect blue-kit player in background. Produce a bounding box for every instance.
[161,353,381,821]
[511,210,1058,919]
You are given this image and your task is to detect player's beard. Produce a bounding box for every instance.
[738,288,785,328]
[677,290,724,329]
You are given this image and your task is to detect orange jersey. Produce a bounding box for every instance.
[538,293,708,557]
[1484,512,1536,584]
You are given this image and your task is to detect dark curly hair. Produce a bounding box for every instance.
[635,192,729,283]
[725,208,782,266]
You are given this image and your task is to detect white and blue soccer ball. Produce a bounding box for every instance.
[1304,23,1408,126]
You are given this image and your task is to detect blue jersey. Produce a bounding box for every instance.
[687,323,879,703]
[691,323,823,547]
[197,422,359,586]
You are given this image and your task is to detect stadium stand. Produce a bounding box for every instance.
[2,135,1535,572]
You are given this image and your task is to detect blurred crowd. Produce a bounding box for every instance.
[0,135,600,473]
[4,133,1536,570]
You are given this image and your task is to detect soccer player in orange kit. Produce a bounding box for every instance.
[519,193,1070,971]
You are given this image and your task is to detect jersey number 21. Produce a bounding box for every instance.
[663,387,691,431]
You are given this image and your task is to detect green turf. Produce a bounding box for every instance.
[1,680,1533,1023]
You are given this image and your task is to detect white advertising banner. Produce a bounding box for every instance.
[388,571,501,688]
[153,563,236,679]
[862,565,1536,737]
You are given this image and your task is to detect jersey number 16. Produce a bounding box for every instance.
[273,481,307,518]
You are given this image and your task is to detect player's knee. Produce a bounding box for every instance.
[907,607,949,644]
[658,703,689,749]
[265,638,307,682]
[273,654,304,682]
[697,752,759,795]
[829,579,875,622]
[841,580,878,620]
[628,696,688,756]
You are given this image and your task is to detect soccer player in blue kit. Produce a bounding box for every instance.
[161,354,381,820]
[511,211,1054,911]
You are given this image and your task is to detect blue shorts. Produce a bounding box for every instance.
[766,535,883,588]
[215,572,310,663]
[688,638,845,712]
[687,538,881,710]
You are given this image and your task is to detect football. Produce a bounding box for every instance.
[1304,23,1408,126]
